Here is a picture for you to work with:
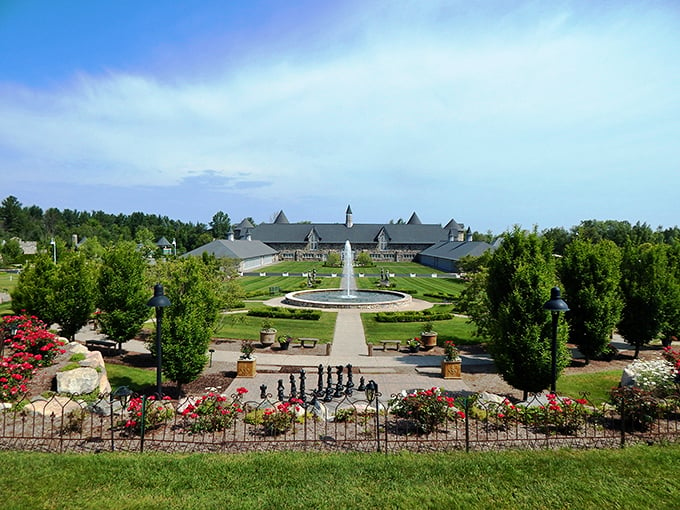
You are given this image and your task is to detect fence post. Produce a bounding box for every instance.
[620,396,626,448]
[464,397,470,453]
[140,396,147,453]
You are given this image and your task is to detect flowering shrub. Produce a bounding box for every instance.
[662,346,680,383]
[0,315,66,402]
[240,340,255,359]
[478,397,522,430]
[406,338,420,350]
[122,395,174,434]
[610,386,660,431]
[262,398,303,435]
[444,341,460,361]
[389,387,459,434]
[626,358,675,397]
[181,387,248,434]
[523,394,589,435]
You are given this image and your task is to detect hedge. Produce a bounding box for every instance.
[247,307,321,321]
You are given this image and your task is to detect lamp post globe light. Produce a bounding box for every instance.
[543,286,569,394]
[49,238,56,263]
[147,284,171,398]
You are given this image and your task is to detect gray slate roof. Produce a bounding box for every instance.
[419,240,493,260]
[183,239,277,260]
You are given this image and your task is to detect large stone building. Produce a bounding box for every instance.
[219,205,492,272]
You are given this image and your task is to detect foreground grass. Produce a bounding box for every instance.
[1,445,679,509]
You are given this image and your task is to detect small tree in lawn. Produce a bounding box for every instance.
[484,226,568,399]
[619,243,672,358]
[558,239,623,364]
[50,251,98,339]
[325,251,341,267]
[11,252,59,326]
[97,242,151,350]
[151,256,224,396]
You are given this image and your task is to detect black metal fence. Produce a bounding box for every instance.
[1,391,679,454]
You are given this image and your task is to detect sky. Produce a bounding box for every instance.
[1,0,679,234]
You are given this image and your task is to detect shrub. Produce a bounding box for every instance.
[522,394,590,435]
[121,395,174,435]
[389,387,460,434]
[262,399,303,435]
[181,388,248,434]
[609,386,660,431]
[626,358,675,397]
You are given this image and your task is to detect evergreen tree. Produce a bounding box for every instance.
[484,227,568,398]
[558,239,623,363]
[151,257,224,395]
[97,242,151,350]
[618,243,668,358]
[10,253,59,325]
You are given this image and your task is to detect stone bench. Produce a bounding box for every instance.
[298,337,319,348]
[380,340,401,351]
[85,339,118,354]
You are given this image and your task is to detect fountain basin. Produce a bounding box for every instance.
[284,288,411,309]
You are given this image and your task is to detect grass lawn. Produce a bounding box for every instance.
[106,362,159,392]
[362,311,481,345]
[557,369,622,406]
[213,309,337,343]
[1,445,679,509]
[0,270,19,295]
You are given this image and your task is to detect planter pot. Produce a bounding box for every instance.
[441,359,462,379]
[237,358,256,378]
[278,341,290,351]
[259,329,277,347]
[420,332,438,350]
[408,345,420,353]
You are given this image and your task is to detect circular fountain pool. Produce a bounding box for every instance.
[283,289,411,309]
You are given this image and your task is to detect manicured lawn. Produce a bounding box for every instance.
[1,446,679,509]
[362,311,482,345]
[213,309,337,343]
[105,362,159,392]
[557,369,622,405]
[0,270,19,295]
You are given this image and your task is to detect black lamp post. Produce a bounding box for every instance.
[543,286,569,394]
[147,284,171,398]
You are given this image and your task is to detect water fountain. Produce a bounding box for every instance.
[283,240,411,309]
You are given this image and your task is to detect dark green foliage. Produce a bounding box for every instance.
[247,307,321,321]
[374,310,452,323]
[97,242,151,348]
[618,243,673,358]
[484,227,569,395]
[10,253,59,325]
[151,257,225,394]
[49,251,98,339]
[0,238,24,265]
[559,239,623,363]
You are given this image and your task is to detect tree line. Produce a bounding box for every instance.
[0,195,240,264]
[458,220,680,399]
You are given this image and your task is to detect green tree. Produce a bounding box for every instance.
[97,242,151,350]
[0,196,26,237]
[484,227,568,398]
[1,238,24,265]
[50,251,98,339]
[325,252,341,267]
[618,243,669,358]
[151,257,224,395]
[558,239,623,364]
[355,251,374,267]
[10,253,59,325]
[660,242,680,345]
[210,211,231,239]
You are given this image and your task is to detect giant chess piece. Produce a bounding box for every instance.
[299,369,307,403]
[357,376,366,392]
[334,365,344,398]
[260,384,268,400]
[316,364,324,396]
[277,379,285,403]
[346,364,354,389]
[289,373,297,400]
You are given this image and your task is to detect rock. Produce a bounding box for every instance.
[477,391,506,405]
[620,366,636,387]
[56,367,100,395]
[24,396,84,416]
[90,399,124,417]
[65,342,89,355]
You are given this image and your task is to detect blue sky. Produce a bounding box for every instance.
[1,0,679,234]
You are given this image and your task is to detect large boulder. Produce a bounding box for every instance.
[56,367,100,395]
[25,396,84,416]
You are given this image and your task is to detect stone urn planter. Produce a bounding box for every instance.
[420,322,438,350]
[237,358,256,378]
[259,320,277,347]
[441,359,462,379]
